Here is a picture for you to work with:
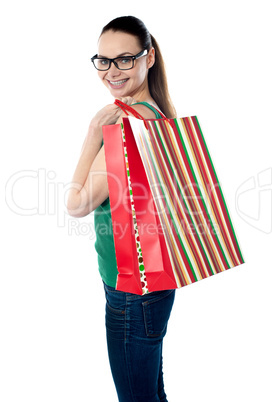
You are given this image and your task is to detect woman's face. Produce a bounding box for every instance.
[97,30,154,99]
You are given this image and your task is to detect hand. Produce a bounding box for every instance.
[89,96,136,129]
[116,96,135,106]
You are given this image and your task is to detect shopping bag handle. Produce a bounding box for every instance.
[114,99,172,128]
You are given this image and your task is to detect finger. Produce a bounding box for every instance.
[117,97,127,104]
[125,96,135,105]
[117,96,134,106]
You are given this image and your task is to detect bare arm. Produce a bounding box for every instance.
[66,99,156,217]
[66,127,107,217]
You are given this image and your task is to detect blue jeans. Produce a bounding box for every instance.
[103,283,175,402]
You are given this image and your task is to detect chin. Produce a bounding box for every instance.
[109,88,130,99]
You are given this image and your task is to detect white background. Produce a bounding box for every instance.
[1,0,276,401]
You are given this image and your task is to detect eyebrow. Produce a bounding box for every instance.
[97,52,134,58]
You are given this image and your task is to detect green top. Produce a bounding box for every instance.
[94,102,163,287]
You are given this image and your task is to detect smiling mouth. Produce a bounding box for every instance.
[108,79,129,86]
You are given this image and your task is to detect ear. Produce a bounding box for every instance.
[147,47,155,69]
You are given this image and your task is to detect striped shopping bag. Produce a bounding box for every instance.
[102,100,244,295]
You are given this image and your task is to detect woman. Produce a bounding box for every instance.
[67,16,176,402]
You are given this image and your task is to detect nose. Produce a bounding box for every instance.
[108,62,121,77]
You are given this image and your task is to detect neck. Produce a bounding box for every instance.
[127,79,155,105]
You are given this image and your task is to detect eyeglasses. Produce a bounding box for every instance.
[91,49,148,71]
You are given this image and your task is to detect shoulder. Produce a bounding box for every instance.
[128,103,157,120]
[115,102,157,125]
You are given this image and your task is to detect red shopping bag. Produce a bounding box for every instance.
[102,100,244,295]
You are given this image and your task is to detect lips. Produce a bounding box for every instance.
[107,78,129,89]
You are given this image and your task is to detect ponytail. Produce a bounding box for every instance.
[149,35,176,118]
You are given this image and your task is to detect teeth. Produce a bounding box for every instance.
[109,79,128,86]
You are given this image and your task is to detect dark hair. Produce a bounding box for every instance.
[100,16,176,118]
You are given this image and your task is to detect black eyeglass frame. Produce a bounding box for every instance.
[91,49,148,71]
